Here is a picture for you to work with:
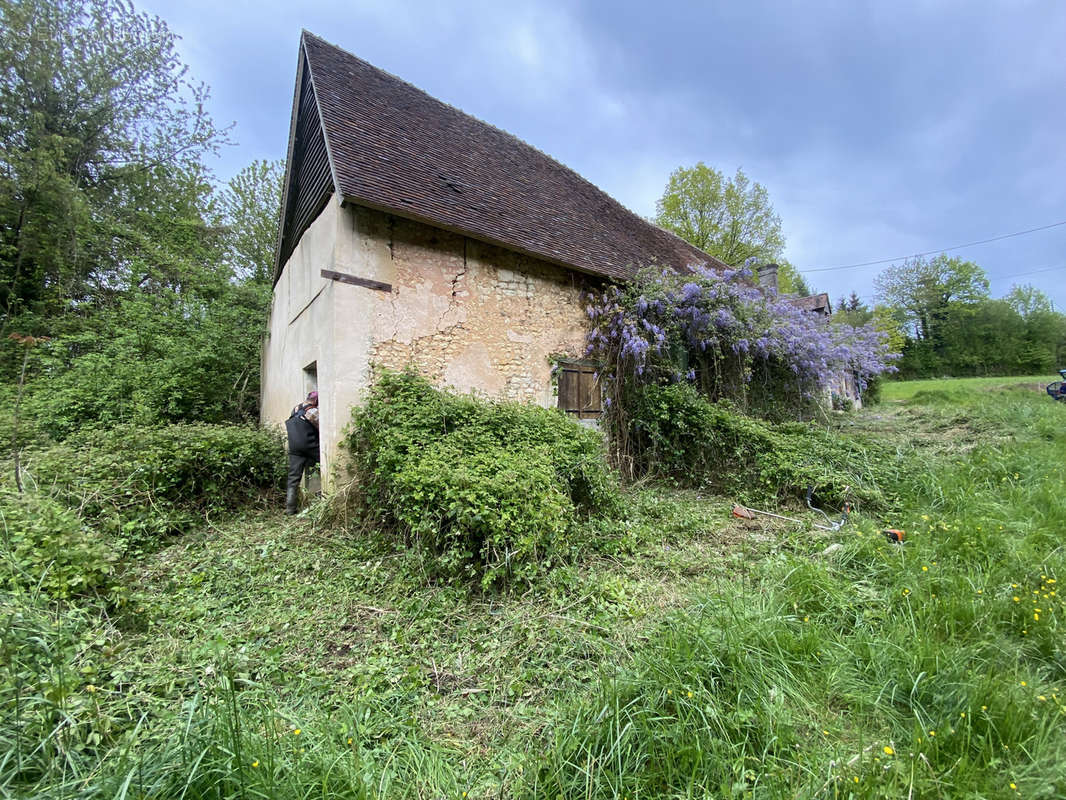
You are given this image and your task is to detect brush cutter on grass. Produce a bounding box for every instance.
[732,486,851,532]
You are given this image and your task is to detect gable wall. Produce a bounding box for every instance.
[262,199,592,488]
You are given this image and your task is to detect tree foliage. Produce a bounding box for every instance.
[0,0,282,435]
[216,159,284,283]
[874,254,989,341]
[655,163,785,268]
[0,0,229,320]
[872,261,1066,378]
[1004,284,1054,318]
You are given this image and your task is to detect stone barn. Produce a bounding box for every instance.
[261,31,724,485]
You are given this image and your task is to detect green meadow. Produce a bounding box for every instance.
[879,374,1055,402]
[3,379,1064,799]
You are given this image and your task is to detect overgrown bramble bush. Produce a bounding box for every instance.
[0,491,119,598]
[631,383,899,507]
[346,372,621,589]
[17,423,285,552]
[584,266,897,477]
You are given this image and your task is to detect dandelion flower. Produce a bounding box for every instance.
[1010,783,1017,790]
[1021,681,1028,687]
[1038,695,1047,701]
[883,745,894,755]
[1013,597,1020,603]
[252,760,259,768]
[922,566,928,572]
[293,728,301,736]
[928,730,935,737]
[853,777,859,784]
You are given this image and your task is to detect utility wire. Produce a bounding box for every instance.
[990,263,1066,280]
[830,264,1066,306]
[800,219,1066,273]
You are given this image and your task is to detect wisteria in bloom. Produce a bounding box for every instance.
[583,266,899,418]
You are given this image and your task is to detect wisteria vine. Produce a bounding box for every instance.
[584,265,898,424]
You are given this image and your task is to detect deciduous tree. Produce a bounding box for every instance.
[655,163,785,268]
[216,159,284,284]
[874,254,989,341]
[0,0,229,320]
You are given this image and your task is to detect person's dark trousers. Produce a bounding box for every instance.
[286,453,317,514]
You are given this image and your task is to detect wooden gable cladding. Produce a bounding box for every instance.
[274,47,337,281]
[557,362,601,420]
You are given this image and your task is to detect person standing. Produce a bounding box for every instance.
[284,390,320,514]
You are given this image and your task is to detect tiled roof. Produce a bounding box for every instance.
[294,31,725,282]
[787,292,832,315]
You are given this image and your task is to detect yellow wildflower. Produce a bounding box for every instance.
[252,760,259,768]
[883,745,894,755]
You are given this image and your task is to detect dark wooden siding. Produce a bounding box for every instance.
[558,363,601,420]
[276,56,335,276]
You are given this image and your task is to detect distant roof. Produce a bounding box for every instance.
[787,292,832,315]
[274,31,725,284]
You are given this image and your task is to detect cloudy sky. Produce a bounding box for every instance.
[140,0,1066,309]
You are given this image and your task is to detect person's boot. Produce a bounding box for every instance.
[285,486,299,515]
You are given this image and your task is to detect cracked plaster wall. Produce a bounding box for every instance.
[262,198,593,487]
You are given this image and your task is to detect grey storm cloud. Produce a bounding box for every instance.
[141,0,1066,309]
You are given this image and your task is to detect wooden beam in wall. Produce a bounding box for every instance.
[320,269,392,292]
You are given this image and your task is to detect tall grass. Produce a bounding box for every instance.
[2,385,1064,798]
[523,390,1066,799]
[0,599,471,799]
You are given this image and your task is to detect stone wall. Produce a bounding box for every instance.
[262,199,596,486]
[368,214,592,408]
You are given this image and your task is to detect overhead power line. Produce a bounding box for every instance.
[799,219,1066,274]
[831,264,1066,306]
[988,263,1066,280]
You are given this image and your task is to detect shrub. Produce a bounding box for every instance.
[346,372,620,588]
[19,423,285,550]
[0,490,119,598]
[629,382,899,508]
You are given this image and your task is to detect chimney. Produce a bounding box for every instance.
[756,263,779,292]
